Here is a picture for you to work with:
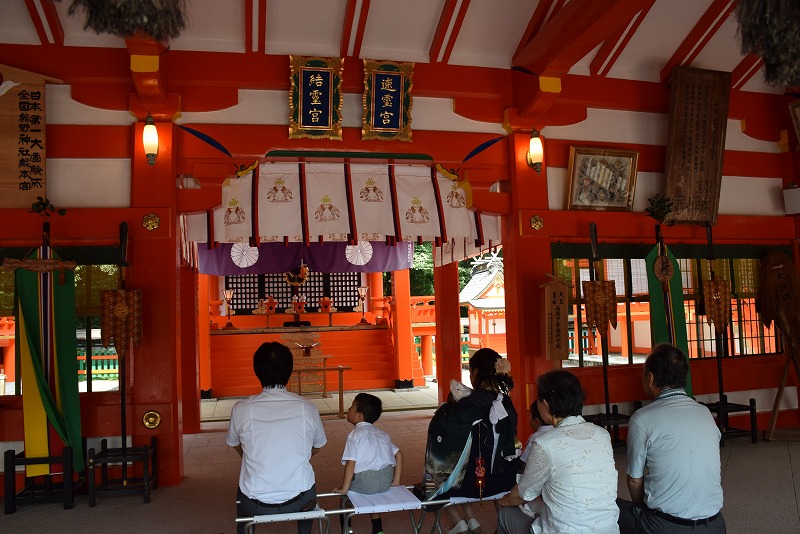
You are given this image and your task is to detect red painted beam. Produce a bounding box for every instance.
[24,0,63,46]
[431,0,470,64]
[659,0,736,83]
[340,0,370,58]
[590,0,654,77]
[731,53,763,90]
[513,0,650,77]
[513,0,563,60]
[126,36,167,105]
[429,0,459,63]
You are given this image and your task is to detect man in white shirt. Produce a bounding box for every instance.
[618,343,725,533]
[227,341,327,534]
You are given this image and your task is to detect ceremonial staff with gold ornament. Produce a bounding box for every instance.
[700,222,753,442]
[100,222,143,483]
[644,194,693,396]
[582,223,618,426]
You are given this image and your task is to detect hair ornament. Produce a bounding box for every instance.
[494,357,511,375]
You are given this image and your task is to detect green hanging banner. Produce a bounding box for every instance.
[646,245,693,396]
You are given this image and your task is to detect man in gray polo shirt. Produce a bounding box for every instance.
[618,343,726,533]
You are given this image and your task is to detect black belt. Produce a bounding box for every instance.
[654,509,720,527]
[245,490,305,508]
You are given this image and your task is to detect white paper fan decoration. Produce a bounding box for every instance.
[345,242,373,265]
[231,242,259,268]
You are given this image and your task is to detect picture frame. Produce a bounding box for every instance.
[566,146,638,211]
[289,55,343,140]
[789,100,800,148]
[362,59,413,142]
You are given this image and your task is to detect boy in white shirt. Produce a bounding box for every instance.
[518,400,553,520]
[519,400,553,466]
[334,393,404,534]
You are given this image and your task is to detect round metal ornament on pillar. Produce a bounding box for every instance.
[142,213,160,231]
[142,410,162,429]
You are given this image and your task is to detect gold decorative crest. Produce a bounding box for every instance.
[142,213,160,231]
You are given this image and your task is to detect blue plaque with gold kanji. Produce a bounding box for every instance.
[290,56,343,140]
[362,60,413,142]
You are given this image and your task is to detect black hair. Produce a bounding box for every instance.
[536,370,585,418]
[253,342,293,387]
[529,400,543,423]
[469,348,514,394]
[353,392,382,424]
[645,343,689,389]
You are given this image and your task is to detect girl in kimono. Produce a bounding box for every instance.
[423,348,518,534]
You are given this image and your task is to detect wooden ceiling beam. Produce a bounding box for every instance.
[512,0,649,77]
[24,0,63,46]
[589,0,654,77]
[659,0,736,83]
[340,0,370,58]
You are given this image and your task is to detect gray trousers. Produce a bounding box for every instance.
[497,505,536,534]
[617,498,726,534]
[237,485,317,534]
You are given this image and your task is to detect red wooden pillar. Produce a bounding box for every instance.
[391,269,417,385]
[179,266,200,434]
[127,119,184,485]
[501,129,558,439]
[368,271,384,306]
[420,335,434,376]
[197,274,212,393]
[433,261,461,402]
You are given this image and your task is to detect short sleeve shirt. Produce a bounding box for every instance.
[627,388,723,520]
[519,424,553,463]
[517,416,619,534]
[227,387,327,503]
[342,422,399,473]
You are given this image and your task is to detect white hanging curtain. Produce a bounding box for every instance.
[182,161,502,265]
[304,162,351,242]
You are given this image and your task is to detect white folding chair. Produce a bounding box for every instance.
[236,504,329,534]
[426,492,509,534]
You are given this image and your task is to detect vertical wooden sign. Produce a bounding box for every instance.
[0,67,48,207]
[664,67,730,225]
[543,278,570,361]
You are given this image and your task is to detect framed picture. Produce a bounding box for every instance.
[566,146,638,211]
[362,59,413,142]
[790,100,800,147]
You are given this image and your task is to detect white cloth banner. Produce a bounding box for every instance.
[220,172,252,242]
[350,164,395,241]
[305,162,351,241]
[393,164,442,240]
[258,162,303,242]
[184,212,208,243]
[437,172,475,243]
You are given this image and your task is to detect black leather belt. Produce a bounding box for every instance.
[245,491,304,508]
[654,509,720,527]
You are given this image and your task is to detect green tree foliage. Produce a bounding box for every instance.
[382,242,489,318]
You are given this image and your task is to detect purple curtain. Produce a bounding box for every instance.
[197,241,413,275]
